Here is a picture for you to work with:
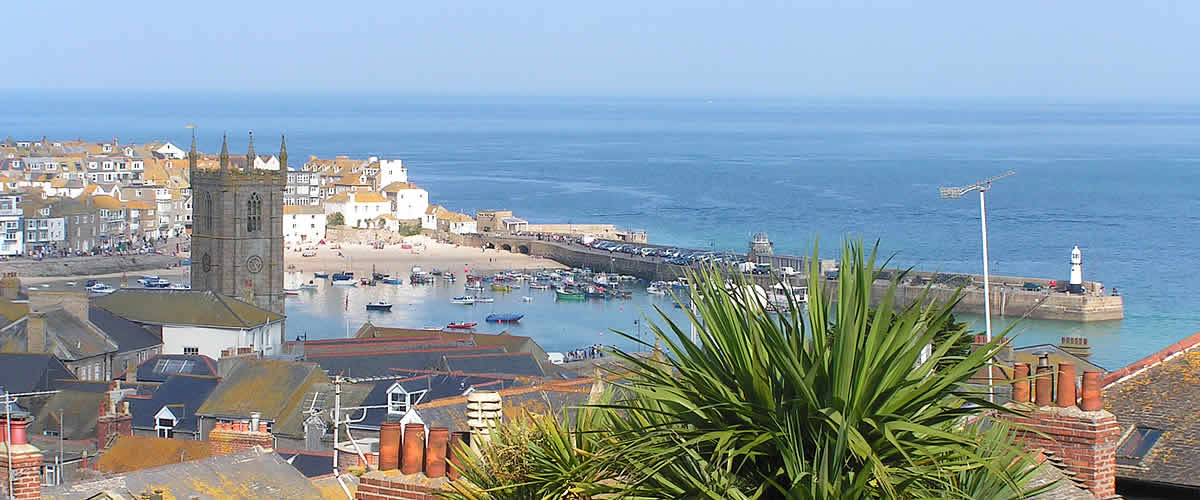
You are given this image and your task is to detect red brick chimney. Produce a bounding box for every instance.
[358,424,455,499]
[1004,362,1119,498]
[96,399,132,446]
[208,412,274,455]
[1,414,45,500]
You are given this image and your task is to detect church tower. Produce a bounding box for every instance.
[189,131,287,315]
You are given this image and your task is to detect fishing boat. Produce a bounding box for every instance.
[491,284,512,292]
[299,282,319,290]
[474,296,495,303]
[646,285,667,295]
[284,288,300,296]
[529,282,551,290]
[366,301,393,311]
[88,283,117,295]
[451,296,476,305]
[585,286,608,299]
[331,273,356,286]
[485,313,523,323]
[446,322,477,329]
[314,272,329,278]
[555,288,585,301]
[383,277,404,285]
[465,284,485,292]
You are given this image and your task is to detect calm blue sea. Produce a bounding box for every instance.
[3,92,1196,368]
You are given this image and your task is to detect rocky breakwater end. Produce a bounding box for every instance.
[0,254,181,277]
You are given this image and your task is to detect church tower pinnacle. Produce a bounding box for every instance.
[279,135,287,171]
[246,131,255,171]
[187,126,197,171]
[219,133,230,170]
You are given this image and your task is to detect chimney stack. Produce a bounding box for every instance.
[125,359,137,384]
[25,311,47,354]
[27,290,89,323]
[1004,363,1119,498]
[400,424,424,475]
[208,417,274,455]
[1059,336,1092,361]
[0,414,45,500]
[466,391,502,448]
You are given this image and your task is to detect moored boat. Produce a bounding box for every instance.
[299,282,319,290]
[491,284,512,292]
[314,272,329,278]
[366,301,393,311]
[451,296,476,305]
[485,313,523,323]
[284,288,300,296]
[555,287,585,300]
[383,277,404,285]
[529,282,551,290]
[446,322,477,329]
[331,272,356,286]
[474,296,495,303]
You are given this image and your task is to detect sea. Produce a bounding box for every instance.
[2,91,1197,369]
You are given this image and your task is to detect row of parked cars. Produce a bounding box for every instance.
[582,239,744,266]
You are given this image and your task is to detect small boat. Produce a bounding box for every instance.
[284,288,300,296]
[314,272,329,278]
[331,276,357,286]
[646,286,667,295]
[444,273,457,282]
[529,283,551,290]
[451,296,476,305]
[491,284,512,292]
[299,282,319,290]
[465,284,485,292]
[556,288,585,301]
[431,269,443,276]
[88,283,117,295]
[169,283,190,290]
[359,278,370,286]
[447,322,477,329]
[474,296,495,303]
[366,301,393,311]
[383,277,404,285]
[521,296,533,302]
[485,313,523,323]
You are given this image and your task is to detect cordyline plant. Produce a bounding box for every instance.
[441,240,1052,500]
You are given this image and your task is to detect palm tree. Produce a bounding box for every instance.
[443,240,1050,499]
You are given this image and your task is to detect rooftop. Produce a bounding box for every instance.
[92,289,283,328]
[96,435,219,474]
[195,359,328,432]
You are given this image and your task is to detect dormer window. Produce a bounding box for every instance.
[155,406,178,438]
[385,382,428,415]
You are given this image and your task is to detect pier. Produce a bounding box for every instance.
[453,233,1124,323]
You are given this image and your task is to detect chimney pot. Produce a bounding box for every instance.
[1012,363,1030,403]
[401,424,424,474]
[1055,362,1077,408]
[6,415,30,445]
[425,427,449,478]
[258,422,268,433]
[448,431,469,480]
[1080,371,1103,411]
[250,412,261,431]
[378,421,402,471]
[1034,365,1053,406]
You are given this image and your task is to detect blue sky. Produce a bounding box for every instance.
[7,1,1197,98]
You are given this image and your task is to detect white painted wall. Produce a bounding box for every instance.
[161,322,283,360]
[284,213,326,245]
[326,200,390,228]
[391,188,428,220]
[378,159,407,186]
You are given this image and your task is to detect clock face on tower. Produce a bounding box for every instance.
[246,255,264,274]
[202,253,212,273]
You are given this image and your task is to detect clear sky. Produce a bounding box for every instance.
[7,0,1197,98]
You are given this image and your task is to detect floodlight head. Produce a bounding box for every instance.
[939,187,965,199]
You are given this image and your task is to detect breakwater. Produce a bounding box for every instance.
[451,233,1123,323]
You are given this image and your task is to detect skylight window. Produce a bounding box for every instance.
[1116,427,1163,466]
[152,359,195,374]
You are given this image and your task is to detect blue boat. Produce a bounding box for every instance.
[485,313,524,323]
[314,272,329,278]
[383,278,404,285]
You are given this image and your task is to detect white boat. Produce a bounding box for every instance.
[284,288,300,296]
[529,283,551,290]
[646,286,667,295]
[88,284,117,295]
[521,296,533,302]
[299,282,318,290]
[451,296,476,305]
[169,283,190,290]
[474,296,495,303]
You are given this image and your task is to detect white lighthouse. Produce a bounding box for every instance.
[1068,245,1084,294]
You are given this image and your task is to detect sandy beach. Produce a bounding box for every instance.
[286,235,565,280]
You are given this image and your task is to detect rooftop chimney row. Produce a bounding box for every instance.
[374,423,462,480]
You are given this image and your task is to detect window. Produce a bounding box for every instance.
[247,192,262,232]
[183,347,199,355]
[42,429,59,437]
[156,418,175,438]
[153,358,195,374]
[203,192,213,232]
[1116,427,1163,466]
[42,464,58,486]
[388,391,408,414]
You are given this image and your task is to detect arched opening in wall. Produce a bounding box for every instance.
[518,245,529,254]
[247,192,262,232]
[501,244,512,252]
[485,242,496,249]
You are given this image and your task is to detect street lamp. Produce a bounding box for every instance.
[940,170,1015,403]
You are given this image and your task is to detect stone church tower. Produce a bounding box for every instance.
[189,131,287,315]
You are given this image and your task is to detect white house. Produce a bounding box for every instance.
[421,205,443,231]
[324,190,391,228]
[154,142,187,160]
[0,195,23,256]
[253,154,281,171]
[377,158,407,187]
[436,211,477,235]
[283,205,326,246]
[92,289,286,360]
[380,182,429,220]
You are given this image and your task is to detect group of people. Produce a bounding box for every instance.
[564,344,606,363]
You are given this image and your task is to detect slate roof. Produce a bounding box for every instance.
[0,309,117,361]
[92,289,283,328]
[87,306,161,354]
[196,360,328,438]
[356,324,547,360]
[414,378,596,431]
[0,297,28,329]
[116,353,219,383]
[1102,331,1200,489]
[1012,344,1108,374]
[96,435,218,473]
[129,374,220,434]
[42,446,326,499]
[0,353,75,393]
[309,346,505,378]
[276,449,335,478]
[444,352,546,377]
[349,372,528,429]
[24,390,107,441]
